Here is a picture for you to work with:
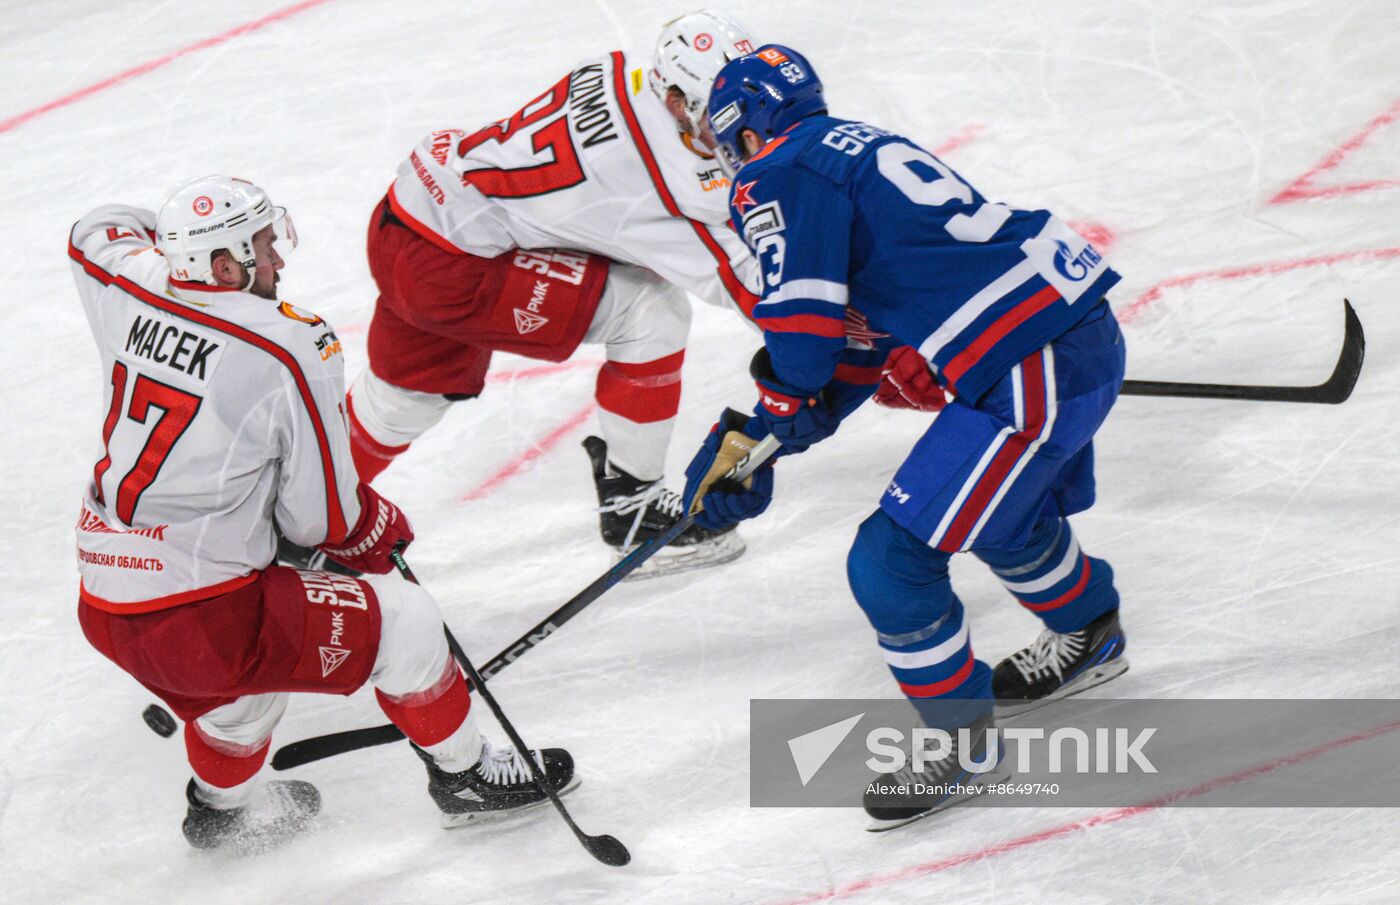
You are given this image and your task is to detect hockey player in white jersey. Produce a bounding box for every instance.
[340,10,761,578]
[71,176,574,851]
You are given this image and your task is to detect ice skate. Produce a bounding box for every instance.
[993,608,1128,717]
[182,777,321,854]
[583,436,745,579]
[864,713,1008,832]
[414,739,576,828]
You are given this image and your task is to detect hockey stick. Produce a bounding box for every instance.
[176,298,1362,753]
[270,431,782,771]
[1120,300,1364,404]
[392,551,630,867]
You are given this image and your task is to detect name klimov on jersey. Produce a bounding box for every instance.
[387,51,759,315]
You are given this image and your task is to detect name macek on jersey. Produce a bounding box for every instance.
[124,314,225,384]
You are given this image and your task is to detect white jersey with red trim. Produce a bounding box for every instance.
[388,50,760,317]
[68,205,362,611]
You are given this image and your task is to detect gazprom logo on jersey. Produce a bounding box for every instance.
[1052,239,1102,282]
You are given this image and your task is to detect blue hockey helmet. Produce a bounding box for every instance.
[707,44,825,175]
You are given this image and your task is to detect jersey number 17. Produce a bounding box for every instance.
[92,361,202,525]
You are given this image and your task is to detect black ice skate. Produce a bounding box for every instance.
[414,739,576,828]
[275,534,361,577]
[993,608,1128,717]
[182,777,321,853]
[864,713,1008,832]
[583,435,745,580]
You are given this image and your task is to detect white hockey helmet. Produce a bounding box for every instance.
[156,176,295,287]
[649,9,758,134]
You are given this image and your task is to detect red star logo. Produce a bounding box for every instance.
[731,179,758,214]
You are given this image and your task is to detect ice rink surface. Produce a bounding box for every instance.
[2,0,1398,902]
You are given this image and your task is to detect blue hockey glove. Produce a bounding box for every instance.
[682,409,776,532]
[750,347,840,450]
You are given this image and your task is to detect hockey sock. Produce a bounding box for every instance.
[977,518,1120,634]
[185,720,270,805]
[375,656,481,771]
[848,511,993,728]
[594,351,684,481]
[347,393,410,482]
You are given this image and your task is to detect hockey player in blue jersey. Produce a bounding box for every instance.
[682,45,1129,828]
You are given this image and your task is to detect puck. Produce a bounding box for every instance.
[143,703,178,738]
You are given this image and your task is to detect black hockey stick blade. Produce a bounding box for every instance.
[270,723,406,768]
[1121,300,1364,404]
[271,433,782,772]
[583,833,632,867]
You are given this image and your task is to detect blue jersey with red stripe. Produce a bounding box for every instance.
[729,116,1120,404]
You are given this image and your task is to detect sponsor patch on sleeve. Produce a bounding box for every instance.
[277,301,325,326]
[741,200,786,243]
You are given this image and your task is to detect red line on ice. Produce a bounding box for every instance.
[1269,96,1400,204]
[1068,221,1116,252]
[931,124,986,157]
[486,359,603,384]
[467,360,599,499]
[460,403,597,503]
[770,718,1400,905]
[1118,245,1400,323]
[0,0,336,134]
[1276,177,1400,203]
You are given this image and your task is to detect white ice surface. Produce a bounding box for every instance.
[1,1,1398,903]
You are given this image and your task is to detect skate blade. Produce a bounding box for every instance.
[994,657,1130,719]
[866,764,1012,833]
[439,777,581,829]
[190,782,321,857]
[195,810,318,857]
[194,819,316,857]
[620,531,746,582]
